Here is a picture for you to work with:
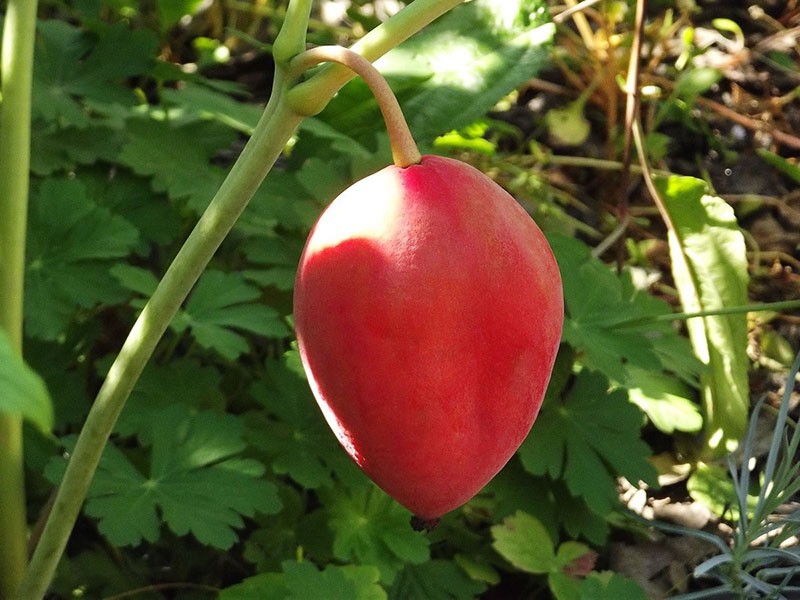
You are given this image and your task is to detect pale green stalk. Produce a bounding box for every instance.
[17,1,465,597]
[0,1,39,597]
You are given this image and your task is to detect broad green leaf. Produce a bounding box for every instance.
[241,235,305,293]
[318,0,553,146]
[519,371,657,515]
[219,561,385,600]
[160,81,263,134]
[0,329,53,432]
[626,366,703,434]
[83,169,182,248]
[32,21,157,126]
[174,270,290,359]
[321,484,430,584]
[549,234,701,388]
[245,354,347,489]
[31,124,122,176]
[118,117,236,213]
[491,511,556,574]
[25,178,139,339]
[388,560,487,600]
[45,406,280,548]
[553,570,645,600]
[657,175,749,456]
[112,358,225,441]
[283,561,386,600]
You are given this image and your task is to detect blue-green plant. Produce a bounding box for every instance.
[648,350,800,599]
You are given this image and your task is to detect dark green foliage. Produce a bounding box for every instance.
[13,1,696,596]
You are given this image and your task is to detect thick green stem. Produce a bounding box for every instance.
[0,1,39,598]
[288,46,421,167]
[18,1,464,596]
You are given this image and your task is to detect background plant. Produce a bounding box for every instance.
[0,0,798,598]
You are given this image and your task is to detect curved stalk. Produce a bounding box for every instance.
[288,46,421,167]
[0,0,40,597]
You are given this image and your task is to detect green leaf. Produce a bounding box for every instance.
[322,484,430,584]
[174,270,290,359]
[33,21,157,126]
[241,234,305,292]
[112,358,225,441]
[0,329,53,432]
[118,117,236,213]
[491,511,556,574]
[626,366,703,434]
[25,178,139,339]
[519,371,657,515]
[220,561,386,600]
[657,175,750,456]
[549,234,701,388]
[552,570,647,600]
[31,124,123,176]
[83,169,183,248]
[160,81,263,135]
[245,353,346,489]
[389,560,487,600]
[318,0,553,146]
[45,406,280,548]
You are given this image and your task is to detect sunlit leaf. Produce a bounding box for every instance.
[317,0,553,146]
[658,175,749,456]
[491,511,556,574]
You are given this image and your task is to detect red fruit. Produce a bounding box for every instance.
[294,155,563,521]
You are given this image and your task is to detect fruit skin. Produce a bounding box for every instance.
[294,155,563,520]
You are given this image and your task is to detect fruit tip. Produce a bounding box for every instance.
[410,514,440,532]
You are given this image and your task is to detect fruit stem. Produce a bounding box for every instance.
[287,46,422,168]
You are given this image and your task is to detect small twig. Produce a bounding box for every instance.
[560,0,597,51]
[551,0,606,24]
[103,582,219,600]
[614,0,646,269]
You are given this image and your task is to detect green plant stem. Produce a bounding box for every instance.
[0,0,39,597]
[610,299,800,329]
[287,46,421,167]
[18,2,466,596]
[271,0,312,65]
